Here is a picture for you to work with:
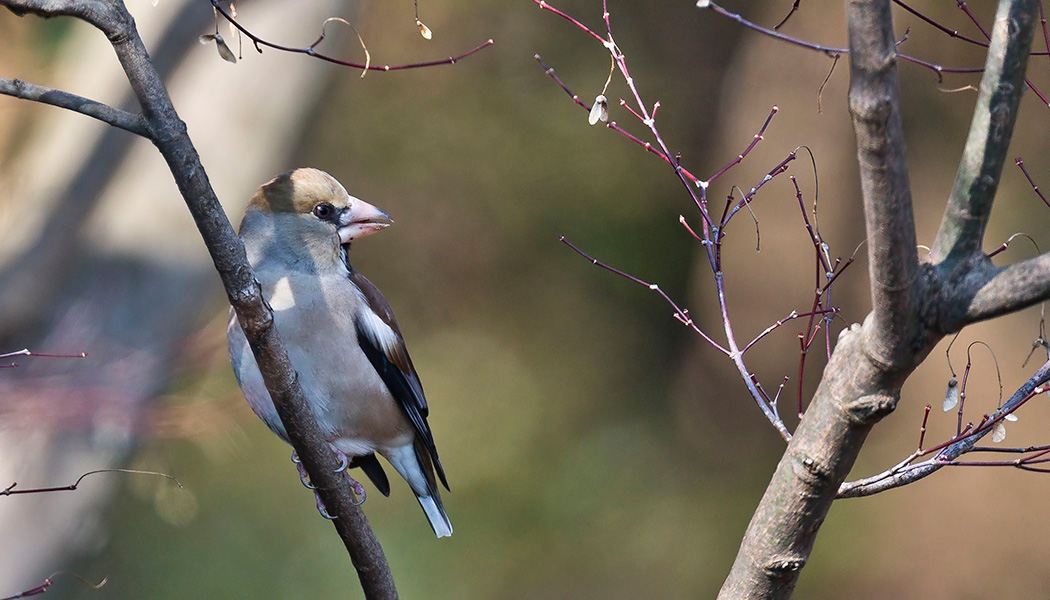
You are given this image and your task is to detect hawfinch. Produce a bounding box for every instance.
[227,168,451,538]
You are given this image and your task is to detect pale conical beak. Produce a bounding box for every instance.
[338,198,393,244]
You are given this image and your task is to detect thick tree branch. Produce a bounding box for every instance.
[718,324,906,599]
[0,0,397,597]
[0,78,148,136]
[720,3,1043,595]
[963,250,1050,323]
[720,2,923,596]
[930,0,1039,263]
[846,0,920,368]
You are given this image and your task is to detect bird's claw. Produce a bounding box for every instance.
[350,479,366,506]
[297,449,368,515]
[335,450,349,474]
[315,492,337,520]
[312,476,366,516]
[295,459,317,490]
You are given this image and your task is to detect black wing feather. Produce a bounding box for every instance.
[349,453,391,497]
[350,269,450,491]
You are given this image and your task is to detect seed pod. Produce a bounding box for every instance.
[589,94,609,125]
[992,420,1007,443]
[416,19,433,40]
[942,377,959,412]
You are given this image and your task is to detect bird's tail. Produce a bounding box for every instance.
[413,438,452,537]
[417,488,453,538]
[384,441,453,538]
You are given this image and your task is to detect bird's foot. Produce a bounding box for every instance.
[333,449,367,506]
[297,449,368,518]
[291,451,316,489]
[348,477,366,506]
[309,475,366,518]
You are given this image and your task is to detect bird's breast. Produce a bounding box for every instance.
[230,269,413,452]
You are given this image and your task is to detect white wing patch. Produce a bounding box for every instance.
[269,276,296,311]
[357,307,401,360]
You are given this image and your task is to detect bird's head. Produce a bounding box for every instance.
[245,168,393,247]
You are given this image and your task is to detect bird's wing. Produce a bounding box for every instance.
[349,269,449,490]
[349,453,391,497]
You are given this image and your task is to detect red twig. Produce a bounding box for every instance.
[917,404,932,450]
[531,0,606,43]
[559,236,729,355]
[534,55,705,186]
[708,106,779,185]
[743,308,838,354]
[701,1,987,83]
[0,348,86,368]
[1016,157,1050,209]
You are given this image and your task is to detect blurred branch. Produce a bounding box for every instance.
[0,78,147,136]
[210,0,493,72]
[1,468,181,496]
[698,0,985,81]
[0,0,398,597]
[1,571,107,600]
[0,348,87,368]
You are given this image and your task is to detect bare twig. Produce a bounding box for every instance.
[1016,157,1050,209]
[2,468,181,497]
[1,572,107,600]
[210,0,491,72]
[0,347,87,368]
[559,236,729,355]
[700,1,985,82]
[539,1,798,442]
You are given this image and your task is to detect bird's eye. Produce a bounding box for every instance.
[312,203,335,219]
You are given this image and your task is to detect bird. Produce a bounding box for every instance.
[226,167,451,538]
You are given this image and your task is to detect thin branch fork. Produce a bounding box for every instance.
[838,359,1050,498]
[538,0,803,443]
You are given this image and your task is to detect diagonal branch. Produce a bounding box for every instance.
[930,0,1039,264]
[847,0,920,367]
[838,359,1050,497]
[1,0,398,597]
[0,78,148,136]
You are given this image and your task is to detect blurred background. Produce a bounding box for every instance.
[2,1,1050,597]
